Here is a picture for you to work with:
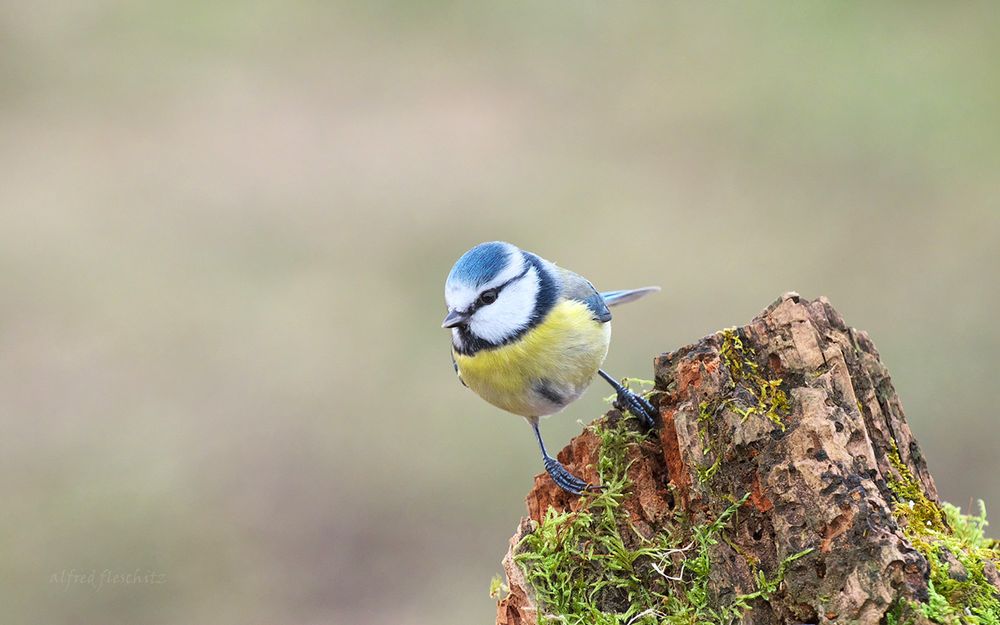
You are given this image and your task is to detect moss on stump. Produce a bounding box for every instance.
[494,293,1000,625]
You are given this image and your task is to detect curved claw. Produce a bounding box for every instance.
[597,370,658,429]
[616,388,658,429]
[543,456,600,495]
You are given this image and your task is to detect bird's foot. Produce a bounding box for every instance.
[597,370,659,430]
[543,456,601,496]
[614,386,658,430]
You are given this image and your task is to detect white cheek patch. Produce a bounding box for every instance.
[468,268,540,344]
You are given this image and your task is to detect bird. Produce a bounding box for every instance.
[441,241,660,495]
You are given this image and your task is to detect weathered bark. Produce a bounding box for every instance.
[496,293,991,625]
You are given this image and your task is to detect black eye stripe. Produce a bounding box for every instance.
[465,263,532,314]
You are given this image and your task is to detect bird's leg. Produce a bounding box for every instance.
[598,369,658,429]
[530,418,599,495]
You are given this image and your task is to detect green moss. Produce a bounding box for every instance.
[696,400,715,452]
[693,329,790,484]
[513,419,673,624]
[884,598,920,625]
[513,417,810,624]
[695,455,723,485]
[695,400,725,484]
[887,441,946,535]
[739,547,815,603]
[718,328,789,431]
[886,441,1000,624]
[490,573,508,600]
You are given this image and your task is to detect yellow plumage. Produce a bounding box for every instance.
[454,299,611,417]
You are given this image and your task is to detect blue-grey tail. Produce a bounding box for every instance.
[600,286,661,307]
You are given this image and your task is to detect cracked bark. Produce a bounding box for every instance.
[496,292,989,625]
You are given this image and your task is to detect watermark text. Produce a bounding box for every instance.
[49,568,167,592]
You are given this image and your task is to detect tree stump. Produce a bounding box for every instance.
[496,293,1000,625]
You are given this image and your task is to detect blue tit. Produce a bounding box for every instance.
[442,241,660,495]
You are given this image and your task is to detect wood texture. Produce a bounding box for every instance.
[496,293,987,625]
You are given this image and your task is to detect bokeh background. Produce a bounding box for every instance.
[2,3,998,624]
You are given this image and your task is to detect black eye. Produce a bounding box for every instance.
[478,289,499,306]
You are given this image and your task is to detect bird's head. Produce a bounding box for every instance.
[443,241,557,354]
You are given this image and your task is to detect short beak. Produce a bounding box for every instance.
[441,309,468,329]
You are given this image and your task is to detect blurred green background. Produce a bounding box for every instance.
[1,3,998,624]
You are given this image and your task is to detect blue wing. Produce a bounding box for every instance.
[557,267,659,322]
[582,291,612,323]
[601,287,660,307]
[557,268,613,322]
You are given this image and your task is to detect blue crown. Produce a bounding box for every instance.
[447,241,515,287]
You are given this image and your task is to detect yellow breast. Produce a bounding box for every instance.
[453,299,611,417]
